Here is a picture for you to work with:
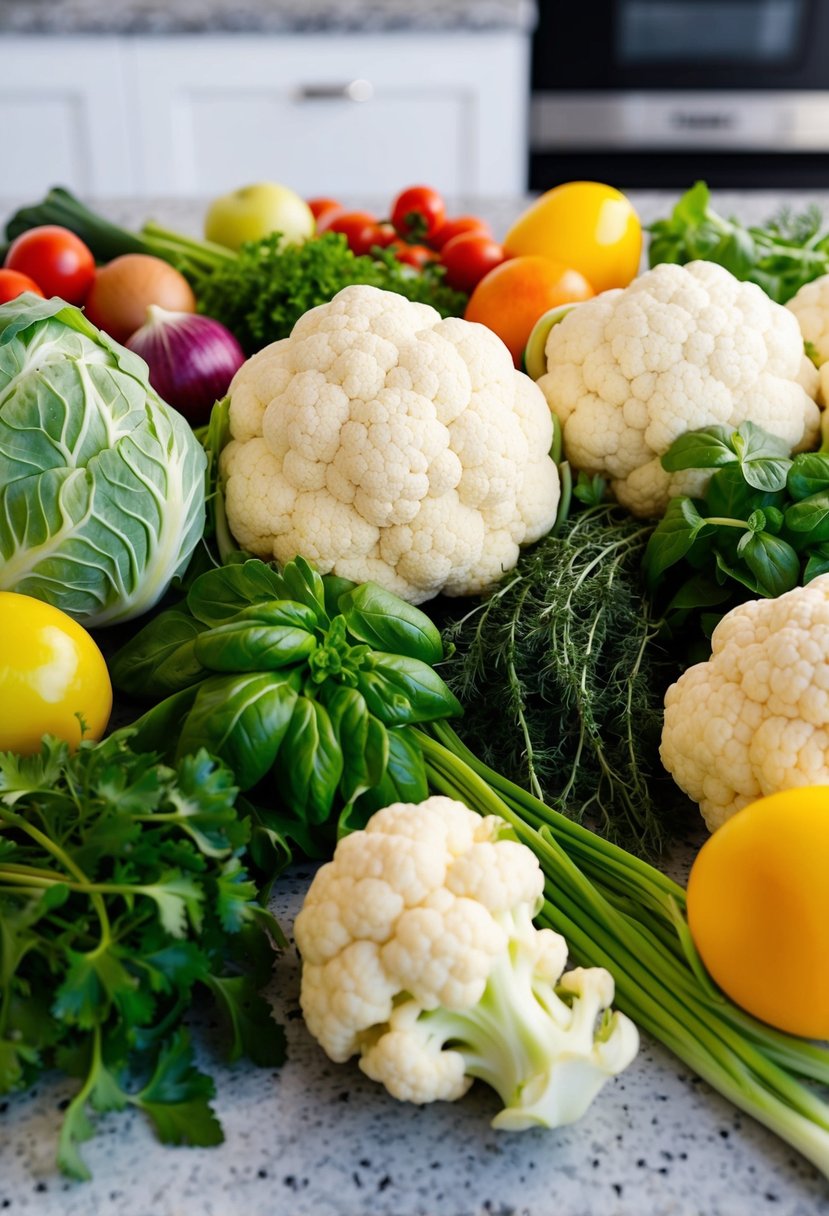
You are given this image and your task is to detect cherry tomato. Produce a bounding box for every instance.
[0,592,112,754]
[430,215,492,251]
[440,233,506,293]
[319,210,379,256]
[0,268,44,304]
[307,197,344,229]
[4,226,95,305]
[389,241,438,270]
[390,186,446,242]
[367,222,398,249]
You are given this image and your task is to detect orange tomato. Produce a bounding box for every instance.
[464,256,594,366]
[503,182,642,294]
[687,787,829,1039]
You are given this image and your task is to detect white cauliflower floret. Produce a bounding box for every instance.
[537,261,820,518]
[221,285,560,603]
[660,574,829,831]
[786,274,829,407]
[294,796,638,1129]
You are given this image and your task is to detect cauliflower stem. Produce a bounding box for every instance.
[416,722,829,1179]
[411,903,637,1129]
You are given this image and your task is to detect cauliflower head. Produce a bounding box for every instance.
[661,574,829,832]
[786,274,829,406]
[221,285,560,604]
[294,795,638,1130]
[537,260,820,518]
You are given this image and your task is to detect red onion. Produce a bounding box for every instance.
[126,305,245,424]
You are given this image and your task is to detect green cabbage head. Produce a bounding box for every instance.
[0,294,206,625]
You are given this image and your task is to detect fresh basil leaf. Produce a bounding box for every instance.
[110,611,208,697]
[187,560,285,627]
[341,727,429,834]
[735,533,800,597]
[272,557,328,624]
[176,672,300,790]
[276,696,344,826]
[705,463,781,519]
[643,497,708,587]
[714,551,766,596]
[321,684,389,805]
[127,686,202,759]
[340,581,444,665]
[804,544,829,583]
[740,457,791,493]
[731,421,791,463]
[747,509,766,533]
[785,491,829,535]
[761,506,785,534]
[714,228,756,278]
[194,604,318,673]
[788,452,829,500]
[358,654,462,727]
[322,573,358,620]
[665,574,734,614]
[660,426,737,472]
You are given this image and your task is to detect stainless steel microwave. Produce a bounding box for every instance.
[530,0,829,188]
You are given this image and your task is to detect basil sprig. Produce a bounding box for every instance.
[112,557,460,860]
[644,422,829,646]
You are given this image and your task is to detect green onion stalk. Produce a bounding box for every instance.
[415,721,829,1179]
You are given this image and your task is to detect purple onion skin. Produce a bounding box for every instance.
[126,307,246,425]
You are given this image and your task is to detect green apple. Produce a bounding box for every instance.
[204,182,315,251]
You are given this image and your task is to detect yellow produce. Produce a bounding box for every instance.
[687,787,829,1039]
[0,592,112,754]
[503,181,642,294]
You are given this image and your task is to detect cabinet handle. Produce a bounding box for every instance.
[294,79,374,103]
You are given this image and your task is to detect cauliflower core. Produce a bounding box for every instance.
[294,796,638,1129]
[221,285,560,603]
[661,574,829,831]
[537,260,820,518]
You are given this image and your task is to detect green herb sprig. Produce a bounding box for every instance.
[440,501,682,856]
[0,733,284,1179]
[644,421,829,647]
[648,181,829,303]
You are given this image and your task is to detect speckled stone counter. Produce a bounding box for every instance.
[0,0,536,36]
[1,192,829,1215]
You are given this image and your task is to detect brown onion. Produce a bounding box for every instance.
[126,305,245,424]
[85,254,196,343]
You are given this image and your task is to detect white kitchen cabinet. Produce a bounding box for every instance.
[2,32,529,199]
[1,38,134,195]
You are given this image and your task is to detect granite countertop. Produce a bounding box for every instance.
[1,191,829,1215]
[0,0,536,37]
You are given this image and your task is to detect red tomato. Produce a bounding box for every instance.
[4,226,95,305]
[319,210,379,256]
[431,215,492,251]
[0,269,45,304]
[389,241,438,270]
[390,186,446,242]
[368,222,397,249]
[307,197,344,229]
[440,233,506,293]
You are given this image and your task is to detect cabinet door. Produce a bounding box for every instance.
[0,37,134,196]
[128,33,528,198]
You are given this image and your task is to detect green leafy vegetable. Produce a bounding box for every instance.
[0,294,206,625]
[440,503,682,855]
[111,557,460,860]
[0,733,284,1180]
[648,180,829,303]
[644,422,829,645]
[189,231,467,355]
